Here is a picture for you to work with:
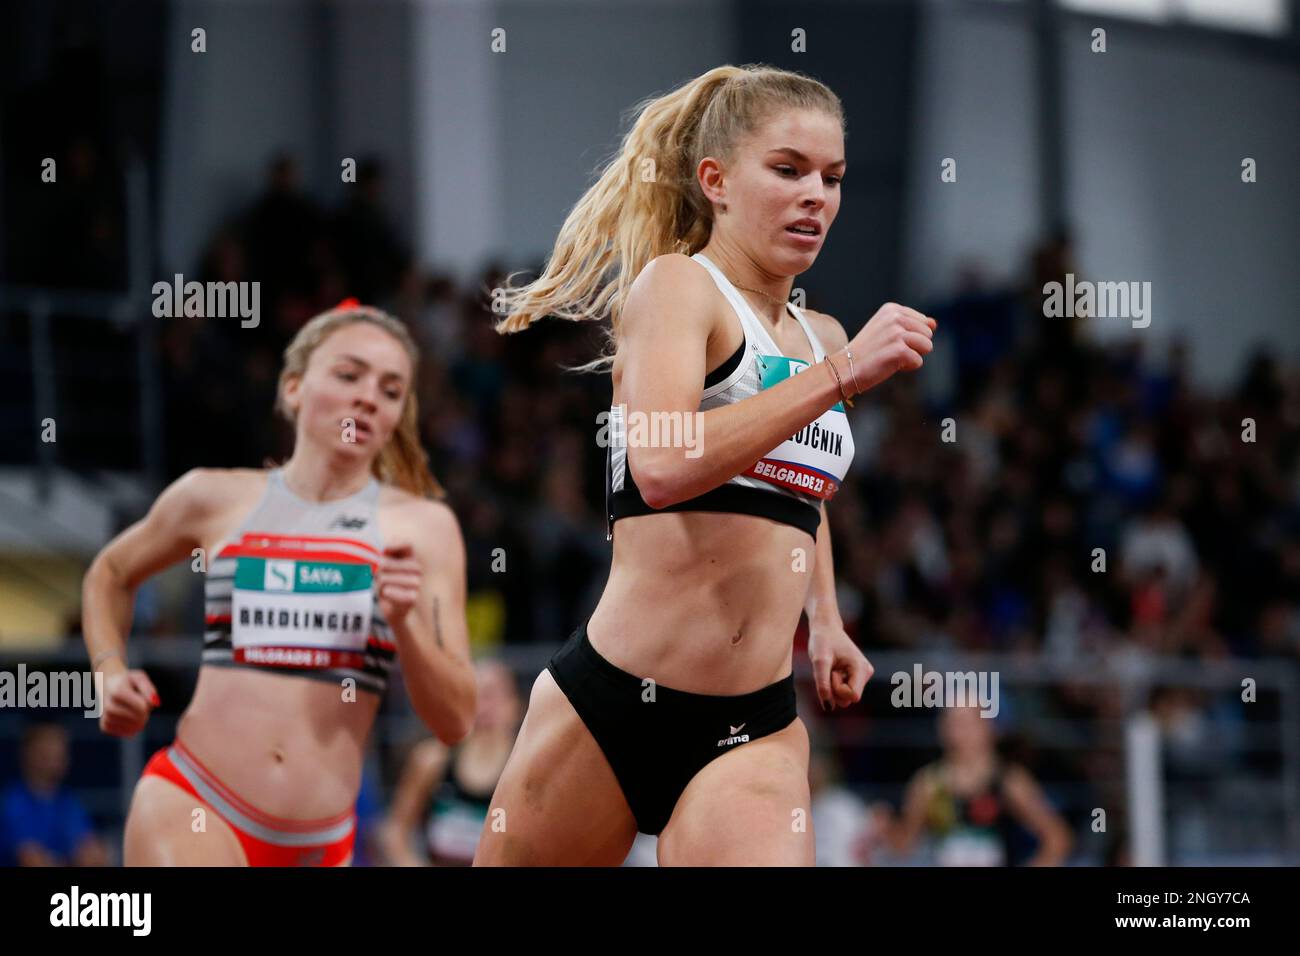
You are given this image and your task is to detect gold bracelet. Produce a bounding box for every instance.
[825,354,855,408]
[91,649,124,670]
[844,347,862,393]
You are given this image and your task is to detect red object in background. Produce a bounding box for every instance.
[1132,580,1168,626]
[795,614,862,654]
[336,297,361,309]
[968,792,1002,827]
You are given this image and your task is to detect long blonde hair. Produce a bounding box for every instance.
[276,303,444,499]
[493,63,844,368]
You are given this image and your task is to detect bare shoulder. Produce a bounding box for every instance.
[161,467,267,518]
[1000,763,1036,795]
[622,252,721,335]
[134,468,267,555]
[634,252,715,295]
[800,307,849,352]
[379,487,464,552]
[909,762,941,797]
[206,466,272,491]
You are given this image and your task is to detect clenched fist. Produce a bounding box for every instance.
[844,302,936,394]
[99,668,160,737]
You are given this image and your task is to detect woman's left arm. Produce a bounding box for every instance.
[805,502,874,711]
[802,309,874,711]
[377,500,477,743]
[804,500,843,635]
[1002,765,1074,866]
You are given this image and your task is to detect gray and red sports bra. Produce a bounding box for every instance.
[606,252,856,540]
[201,469,395,695]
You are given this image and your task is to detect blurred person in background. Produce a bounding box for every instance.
[348,764,387,867]
[800,683,878,866]
[379,659,521,866]
[0,723,109,867]
[332,157,411,305]
[80,303,476,866]
[808,740,878,867]
[869,704,1073,866]
[242,154,327,314]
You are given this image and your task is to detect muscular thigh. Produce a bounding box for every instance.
[473,669,638,866]
[123,775,247,866]
[657,717,814,867]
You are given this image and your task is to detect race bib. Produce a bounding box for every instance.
[744,354,853,500]
[227,533,375,668]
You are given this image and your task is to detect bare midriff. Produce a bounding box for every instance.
[177,665,379,820]
[586,509,813,695]
[170,496,381,822]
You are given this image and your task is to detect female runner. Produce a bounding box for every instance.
[379,659,521,865]
[871,705,1073,866]
[82,302,476,865]
[475,64,936,866]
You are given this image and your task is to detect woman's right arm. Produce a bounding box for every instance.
[619,254,935,508]
[82,468,218,737]
[869,766,935,858]
[376,739,450,867]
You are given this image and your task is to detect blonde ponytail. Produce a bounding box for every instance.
[493,63,844,369]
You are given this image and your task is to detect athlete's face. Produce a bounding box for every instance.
[709,108,845,274]
[285,322,412,462]
[474,660,522,731]
[940,704,994,754]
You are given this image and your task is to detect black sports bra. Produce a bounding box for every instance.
[705,339,745,389]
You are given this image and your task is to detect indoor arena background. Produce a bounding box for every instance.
[1,0,1297,866]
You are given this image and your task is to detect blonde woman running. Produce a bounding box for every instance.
[475,65,936,866]
[82,302,476,866]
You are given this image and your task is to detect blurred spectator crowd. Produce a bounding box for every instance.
[154,159,1300,675]
[4,149,1298,865]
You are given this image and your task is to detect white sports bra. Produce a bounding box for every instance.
[606,252,856,538]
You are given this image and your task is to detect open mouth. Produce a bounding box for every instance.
[785,218,822,239]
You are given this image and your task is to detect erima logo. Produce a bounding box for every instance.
[717,723,750,747]
[330,515,367,530]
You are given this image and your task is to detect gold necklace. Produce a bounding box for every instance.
[728,276,790,308]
